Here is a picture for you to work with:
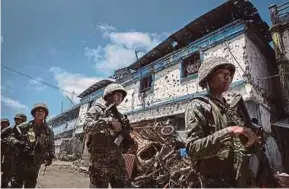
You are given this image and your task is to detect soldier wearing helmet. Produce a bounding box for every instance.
[0,114,27,188]
[11,103,55,188]
[84,83,132,188]
[14,113,27,126]
[184,57,259,187]
[1,118,10,129]
[1,118,12,188]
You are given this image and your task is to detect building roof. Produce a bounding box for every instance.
[47,103,80,123]
[127,0,271,71]
[77,79,114,98]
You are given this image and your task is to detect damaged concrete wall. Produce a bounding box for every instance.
[245,36,283,172]
[54,138,63,159]
[203,34,246,82]
[75,103,90,129]
[123,34,248,123]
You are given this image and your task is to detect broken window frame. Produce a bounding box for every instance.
[180,51,201,81]
[139,75,153,93]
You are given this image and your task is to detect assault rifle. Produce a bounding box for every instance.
[229,94,278,187]
[100,103,133,147]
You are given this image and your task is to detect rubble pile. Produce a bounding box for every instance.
[58,138,83,161]
[131,120,200,188]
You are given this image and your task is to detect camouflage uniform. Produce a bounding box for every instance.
[10,104,55,188]
[185,57,252,187]
[84,84,131,188]
[1,118,12,188]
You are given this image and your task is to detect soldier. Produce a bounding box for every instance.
[1,113,28,188]
[11,103,55,188]
[184,57,260,187]
[1,118,11,188]
[14,113,27,126]
[1,118,10,129]
[84,83,133,188]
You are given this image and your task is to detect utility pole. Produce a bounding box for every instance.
[65,92,75,108]
[61,101,63,113]
[135,49,140,60]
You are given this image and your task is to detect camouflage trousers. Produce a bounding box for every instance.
[88,159,131,188]
[11,157,42,188]
[1,155,15,188]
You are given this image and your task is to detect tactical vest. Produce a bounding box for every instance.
[191,96,235,177]
[88,103,122,156]
[22,121,53,162]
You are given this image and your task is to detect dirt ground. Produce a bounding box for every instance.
[36,161,90,188]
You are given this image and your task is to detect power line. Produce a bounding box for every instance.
[1,64,77,96]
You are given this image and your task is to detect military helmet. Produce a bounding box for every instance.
[31,103,49,117]
[1,118,10,126]
[103,83,127,101]
[14,113,27,122]
[198,56,236,88]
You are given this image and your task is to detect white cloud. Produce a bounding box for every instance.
[49,67,103,103]
[28,77,47,91]
[1,96,29,111]
[85,24,168,73]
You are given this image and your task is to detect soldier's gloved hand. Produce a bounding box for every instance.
[111,118,122,132]
[228,126,260,147]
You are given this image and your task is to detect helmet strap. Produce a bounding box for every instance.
[206,81,211,92]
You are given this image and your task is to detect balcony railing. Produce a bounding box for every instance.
[269,2,289,24]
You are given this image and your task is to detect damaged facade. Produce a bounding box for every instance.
[49,0,288,175]
[269,1,289,174]
[47,104,81,160]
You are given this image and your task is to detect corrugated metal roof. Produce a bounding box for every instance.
[127,0,271,71]
[77,79,114,98]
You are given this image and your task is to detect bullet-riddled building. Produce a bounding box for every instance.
[73,0,284,173]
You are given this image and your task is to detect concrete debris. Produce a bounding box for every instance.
[57,138,83,161]
[73,159,89,168]
[79,166,89,173]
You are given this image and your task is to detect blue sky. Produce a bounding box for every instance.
[1,0,286,122]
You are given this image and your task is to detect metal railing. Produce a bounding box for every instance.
[269,1,289,24]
